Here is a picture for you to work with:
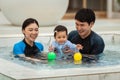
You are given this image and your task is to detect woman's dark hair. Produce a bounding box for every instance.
[22,18,39,30]
[54,25,68,37]
[75,8,96,24]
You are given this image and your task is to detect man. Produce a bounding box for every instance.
[68,8,105,63]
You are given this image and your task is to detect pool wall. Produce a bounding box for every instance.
[0,56,120,80]
[0,32,120,80]
[0,57,120,80]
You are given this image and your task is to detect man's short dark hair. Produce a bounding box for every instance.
[75,8,96,24]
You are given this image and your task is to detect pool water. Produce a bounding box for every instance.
[0,42,120,70]
[0,34,120,70]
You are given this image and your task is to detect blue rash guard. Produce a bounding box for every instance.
[13,39,44,58]
[68,30,105,62]
[51,40,77,59]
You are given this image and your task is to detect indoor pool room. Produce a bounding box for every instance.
[0,0,120,80]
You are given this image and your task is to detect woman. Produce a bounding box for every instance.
[13,18,44,62]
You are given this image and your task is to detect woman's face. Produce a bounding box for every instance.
[22,23,39,43]
[75,20,93,39]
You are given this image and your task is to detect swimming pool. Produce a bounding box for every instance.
[0,32,120,80]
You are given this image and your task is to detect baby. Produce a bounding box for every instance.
[49,25,83,60]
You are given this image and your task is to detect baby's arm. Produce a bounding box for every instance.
[48,41,56,52]
[48,45,54,52]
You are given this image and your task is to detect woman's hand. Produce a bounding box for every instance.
[30,58,41,62]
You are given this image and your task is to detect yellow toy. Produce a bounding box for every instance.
[73,52,82,64]
[74,60,82,64]
[73,52,82,61]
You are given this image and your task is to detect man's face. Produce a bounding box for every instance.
[75,20,93,39]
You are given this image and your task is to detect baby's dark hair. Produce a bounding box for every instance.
[75,8,96,25]
[22,18,39,30]
[54,25,68,37]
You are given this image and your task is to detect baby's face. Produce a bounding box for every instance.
[55,31,67,44]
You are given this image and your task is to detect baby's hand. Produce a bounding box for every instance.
[48,45,54,52]
[62,45,73,54]
[76,44,83,50]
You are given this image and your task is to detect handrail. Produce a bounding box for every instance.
[0,33,53,38]
[0,32,120,38]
